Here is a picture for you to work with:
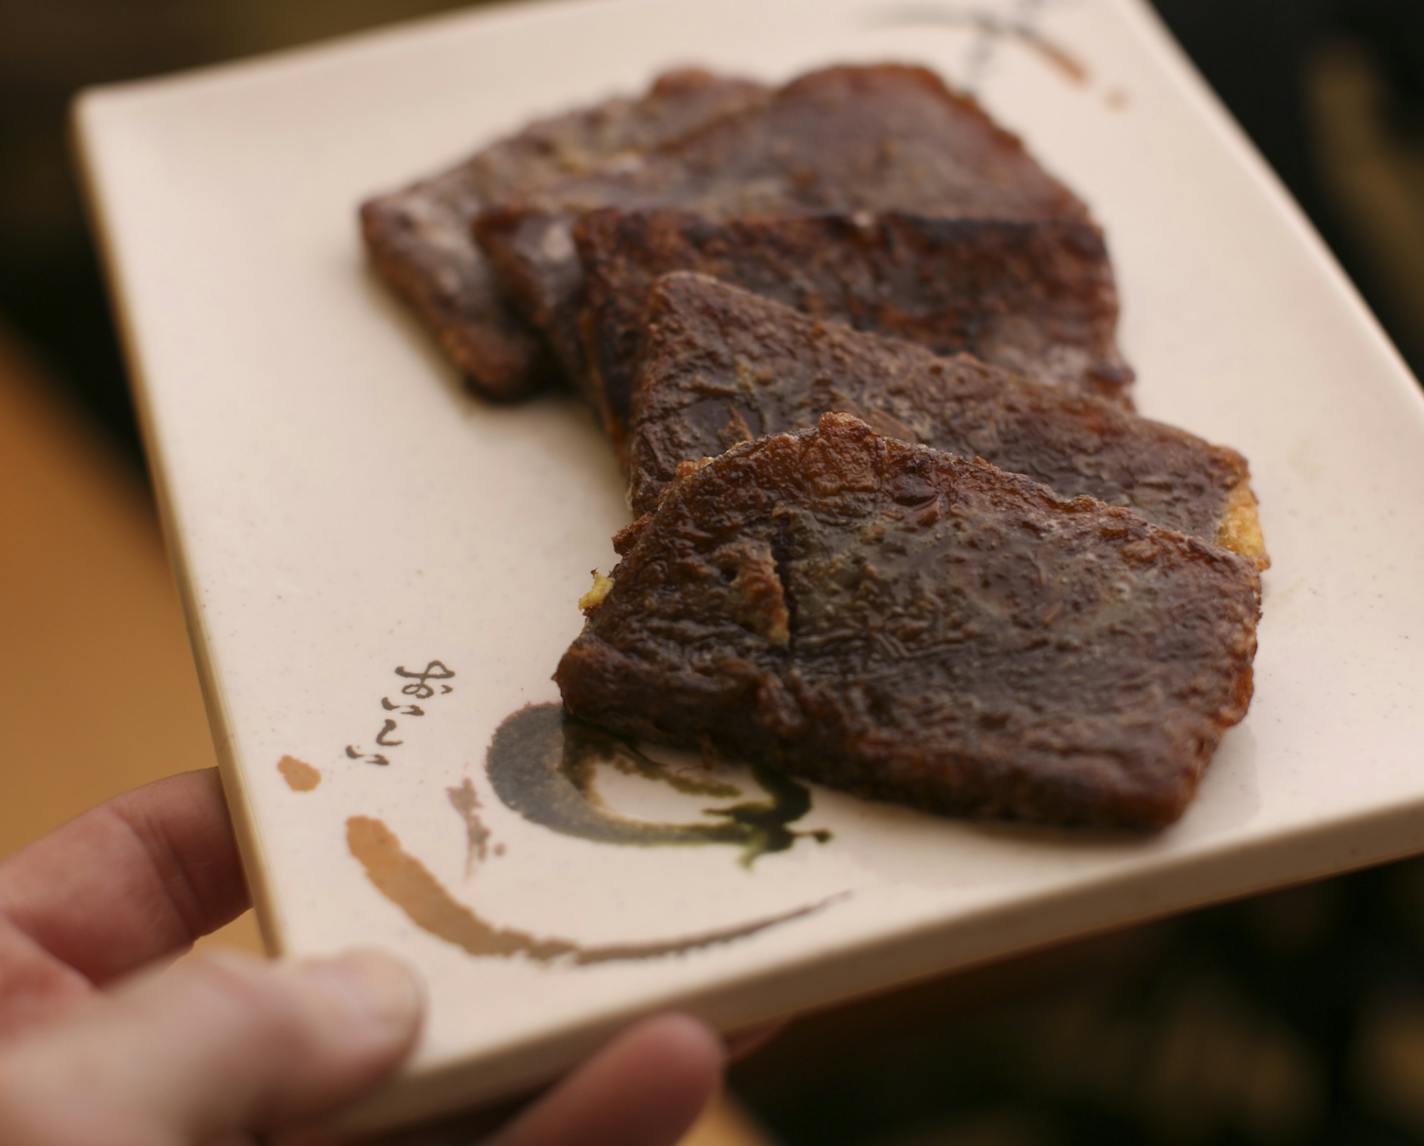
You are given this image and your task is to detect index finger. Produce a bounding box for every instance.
[0,769,250,984]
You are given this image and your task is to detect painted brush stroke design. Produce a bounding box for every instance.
[868,2,1091,90]
[447,775,498,877]
[278,755,322,791]
[485,703,830,866]
[347,815,839,963]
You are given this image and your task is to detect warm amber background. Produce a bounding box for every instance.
[0,331,263,951]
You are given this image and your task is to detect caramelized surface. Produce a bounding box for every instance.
[577,210,1131,448]
[359,69,764,398]
[558,414,1261,829]
[628,274,1265,567]
[475,63,1093,396]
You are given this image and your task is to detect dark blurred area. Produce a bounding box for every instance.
[735,865,1424,1145]
[3,1,1423,1144]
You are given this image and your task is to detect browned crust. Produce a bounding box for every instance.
[574,210,1132,453]
[627,273,1266,568]
[472,62,1095,403]
[359,69,766,399]
[361,181,554,399]
[558,413,1261,830]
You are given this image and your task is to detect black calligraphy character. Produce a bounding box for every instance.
[381,697,424,716]
[394,660,456,700]
[374,719,404,748]
[400,680,452,698]
[345,745,390,766]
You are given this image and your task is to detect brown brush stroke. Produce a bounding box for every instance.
[278,755,321,792]
[446,776,492,878]
[347,815,838,964]
[1016,23,1089,86]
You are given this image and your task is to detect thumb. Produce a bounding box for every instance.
[0,948,422,1144]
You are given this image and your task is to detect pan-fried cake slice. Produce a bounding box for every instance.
[574,210,1132,449]
[628,273,1266,567]
[475,63,1092,386]
[359,69,765,398]
[557,414,1261,830]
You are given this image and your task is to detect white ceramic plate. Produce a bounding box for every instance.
[75,0,1424,1132]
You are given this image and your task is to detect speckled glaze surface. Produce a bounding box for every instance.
[75,0,1424,1132]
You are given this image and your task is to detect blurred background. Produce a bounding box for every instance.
[2,1,1422,1143]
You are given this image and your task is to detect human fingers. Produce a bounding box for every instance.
[0,922,93,1038]
[482,1013,723,1146]
[0,948,422,1145]
[0,769,248,986]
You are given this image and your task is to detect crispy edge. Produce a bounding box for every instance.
[359,195,555,400]
[1217,477,1270,570]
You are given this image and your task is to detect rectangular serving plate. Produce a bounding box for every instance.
[75,0,1424,1132]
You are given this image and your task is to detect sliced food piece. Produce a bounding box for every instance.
[628,273,1265,567]
[557,413,1261,829]
[576,209,1132,447]
[475,62,1093,390]
[359,68,766,398]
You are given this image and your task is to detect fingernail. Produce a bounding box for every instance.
[295,950,424,1039]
